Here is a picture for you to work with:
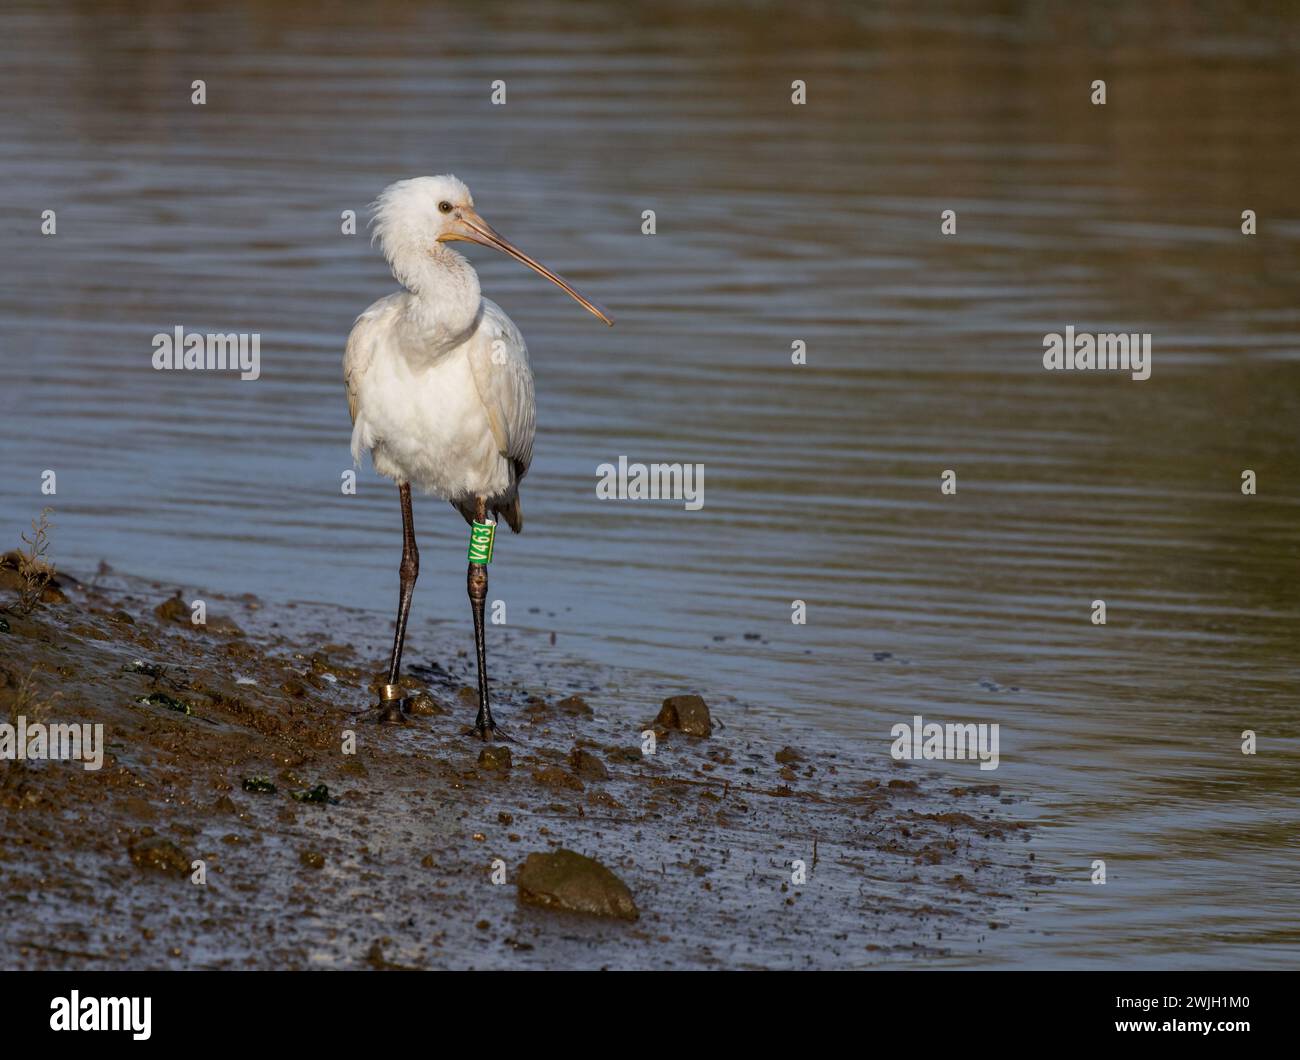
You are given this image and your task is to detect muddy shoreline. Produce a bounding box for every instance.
[0,564,1035,969]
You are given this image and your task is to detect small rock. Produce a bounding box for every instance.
[478,746,513,771]
[154,591,243,633]
[605,745,641,764]
[555,694,593,717]
[533,766,583,791]
[128,836,191,877]
[655,694,712,737]
[408,692,445,716]
[567,747,609,780]
[206,615,246,637]
[516,848,638,921]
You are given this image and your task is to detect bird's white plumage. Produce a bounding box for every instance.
[346,294,534,500]
[344,176,536,528]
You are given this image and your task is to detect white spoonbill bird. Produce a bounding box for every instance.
[344,175,612,737]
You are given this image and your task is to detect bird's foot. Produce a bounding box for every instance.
[465,717,513,743]
[359,701,408,724]
[357,687,409,724]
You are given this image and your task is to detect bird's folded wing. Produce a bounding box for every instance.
[468,299,537,477]
[343,293,403,423]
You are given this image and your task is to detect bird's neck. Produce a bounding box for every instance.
[394,243,483,349]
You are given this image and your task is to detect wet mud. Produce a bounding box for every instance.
[0,569,1034,969]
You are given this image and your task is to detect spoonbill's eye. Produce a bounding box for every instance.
[438,201,453,213]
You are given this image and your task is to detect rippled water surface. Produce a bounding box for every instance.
[2,0,1298,967]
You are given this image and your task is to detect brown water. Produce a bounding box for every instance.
[1,0,1297,968]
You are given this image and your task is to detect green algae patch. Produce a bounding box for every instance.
[138,691,192,715]
[290,784,339,805]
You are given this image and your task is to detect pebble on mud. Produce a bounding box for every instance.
[407,691,446,717]
[151,593,185,616]
[516,848,639,921]
[154,593,244,636]
[478,746,513,771]
[567,747,609,780]
[555,694,593,717]
[655,694,712,737]
[533,766,583,791]
[128,836,191,877]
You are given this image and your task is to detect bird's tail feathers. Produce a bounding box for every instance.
[453,495,523,534]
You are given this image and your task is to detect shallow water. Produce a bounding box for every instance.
[1,0,1298,968]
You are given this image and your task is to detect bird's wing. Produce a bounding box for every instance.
[343,292,404,423]
[467,298,537,479]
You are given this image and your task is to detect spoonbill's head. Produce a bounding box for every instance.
[371,175,613,325]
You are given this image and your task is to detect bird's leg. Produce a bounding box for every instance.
[466,496,507,741]
[373,482,418,723]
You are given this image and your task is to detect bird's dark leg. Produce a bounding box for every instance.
[373,482,418,723]
[466,496,507,740]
